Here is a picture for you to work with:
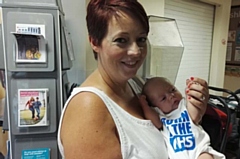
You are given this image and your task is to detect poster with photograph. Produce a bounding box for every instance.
[18,89,48,127]
[12,24,47,63]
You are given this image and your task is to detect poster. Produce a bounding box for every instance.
[18,89,48,127]
[236,30,240,45]
[226,43,232,61]
[227,7,240,65]
[235,47,240,62]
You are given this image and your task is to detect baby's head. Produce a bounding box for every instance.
[142,77,182,114]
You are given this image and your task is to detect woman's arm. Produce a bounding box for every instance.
[60,92,122,159]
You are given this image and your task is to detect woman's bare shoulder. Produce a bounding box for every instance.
[60,91,122,159]
[61,91,111,133]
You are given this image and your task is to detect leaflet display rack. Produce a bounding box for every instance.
[0,0,73,158]
[6,12,55,72]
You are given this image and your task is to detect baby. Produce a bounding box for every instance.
[142,77,225,159]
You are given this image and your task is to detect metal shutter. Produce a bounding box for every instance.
[165,0,215,94]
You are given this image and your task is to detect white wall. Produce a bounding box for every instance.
[208,0,231,90]
[61,0,89,84]
[138,0,164,16]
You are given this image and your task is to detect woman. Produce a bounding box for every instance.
[58,0,209,158]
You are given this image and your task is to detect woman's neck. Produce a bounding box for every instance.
[83,69,144,119]
[84,69,134,99]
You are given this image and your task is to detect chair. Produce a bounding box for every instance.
[202,94,231,153]
[201,86,240,154]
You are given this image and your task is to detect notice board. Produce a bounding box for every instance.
[227,6,240,65]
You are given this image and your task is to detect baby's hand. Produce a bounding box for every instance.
[139,95,163,129]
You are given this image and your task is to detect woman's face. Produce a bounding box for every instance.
[92,12,148,82]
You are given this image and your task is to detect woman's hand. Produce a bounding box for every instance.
[185,77,209,124]
[139,95,163,129]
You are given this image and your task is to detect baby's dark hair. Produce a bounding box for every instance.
[142,77,170,107]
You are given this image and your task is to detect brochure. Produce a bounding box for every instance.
[18,88,48,127]
[12,24,47,63]
[12,33,47,63]
[22,148,50,159]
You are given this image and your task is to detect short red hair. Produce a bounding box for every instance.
[86,0,149,59]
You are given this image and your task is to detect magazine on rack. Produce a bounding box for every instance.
[12,33,47,63]
[18,88,48,127]
[12,24,47,63]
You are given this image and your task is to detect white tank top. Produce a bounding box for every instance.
[57,86,168,159]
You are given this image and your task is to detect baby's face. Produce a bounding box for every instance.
[148,80,182,114]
